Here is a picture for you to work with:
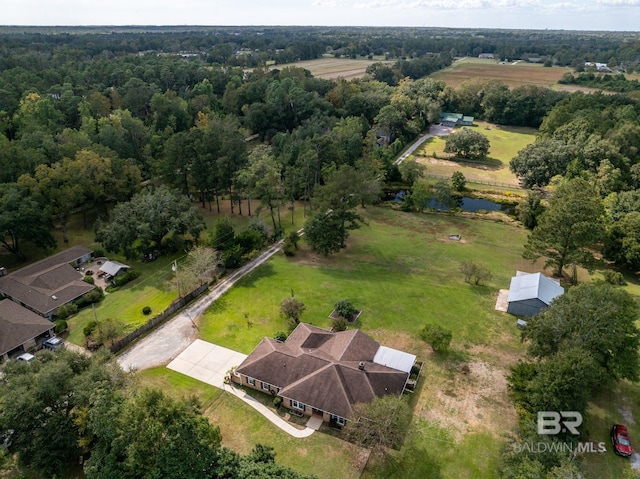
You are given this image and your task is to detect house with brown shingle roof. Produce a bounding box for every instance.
[0,299,54,360]
[232,323,416,426]
[0,246,94,319]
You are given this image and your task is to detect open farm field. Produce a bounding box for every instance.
[414,121,537,187]
[276,57,389,80]
[431,57,571,89]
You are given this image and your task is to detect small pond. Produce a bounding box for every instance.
[391,190,516,215]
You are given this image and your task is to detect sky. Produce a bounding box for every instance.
[1,0,639,32]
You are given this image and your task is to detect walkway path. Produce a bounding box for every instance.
[167,339,322,438]
[117,240,285,372]
[394,124,453,165]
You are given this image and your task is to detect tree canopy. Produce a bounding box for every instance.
[443,128,490,161]
[96,186,205,259]
[521,282,640,382]
[523,178,604,276]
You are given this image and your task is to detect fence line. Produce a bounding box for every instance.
[109,283,209,354]
[424,173,523,190]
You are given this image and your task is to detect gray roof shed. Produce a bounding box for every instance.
[507,272,564,317]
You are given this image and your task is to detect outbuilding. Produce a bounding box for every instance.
[507,271,564,317]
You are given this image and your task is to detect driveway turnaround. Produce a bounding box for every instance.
[167,339,322,438]
[167,339,247,388]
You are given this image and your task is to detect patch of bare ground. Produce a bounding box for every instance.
[417,355,518,441]
[367,330,520,441]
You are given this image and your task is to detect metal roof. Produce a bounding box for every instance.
[373,346,416,373]
[507,272,564,306]
[98,261,130,277]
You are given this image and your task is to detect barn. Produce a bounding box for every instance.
[507,271,564,317]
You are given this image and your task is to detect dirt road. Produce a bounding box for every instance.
[117,241,284,372]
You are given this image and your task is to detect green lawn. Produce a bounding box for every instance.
[193,205,532,478]
[64,200,310,346]
[414,121,537,187]
[137,368,366,479]
[199,206,530,351]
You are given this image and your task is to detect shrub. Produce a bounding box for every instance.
[142,306,152,315]
[451,171,466,192]
[55,303,78,320]
[76,288,104,307]
[286,231,300,248]
[460,260,492,285]
[83,276,95,285]
[113,270,141,287]
[54,319,67,334]
[331,317,348,332]
[334,299,356,319]
[274,331,288,342]
[236,230,264,255]
[280,297,306,327]
[603,270,627,286]
[93,249,105,258]
[84,320,98,337]
[273,397,282,409]
[221,245,243,269]
[283,242,296,257]
[420,324,453,353]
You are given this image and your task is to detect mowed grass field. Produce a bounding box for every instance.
[276,56,390,80]
[430,57,572,89]
[164,205,537,478]
[414,121,537,187]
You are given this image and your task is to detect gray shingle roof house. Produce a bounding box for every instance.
[0,246,94,319]
[232,323,416,426]
[0,299,54,359]
[507,271,564,317]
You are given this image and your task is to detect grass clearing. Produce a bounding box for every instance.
[414,121,537,187]
[431,57,572,89]
[194,205,532,478]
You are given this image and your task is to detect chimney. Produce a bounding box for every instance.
[358,362,365,371]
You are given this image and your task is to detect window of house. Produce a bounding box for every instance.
[330,414,346,426]
[261,381,270,391]
[246,377,255,386]
[290,399,305,411]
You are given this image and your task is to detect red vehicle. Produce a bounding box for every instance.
[611,424,633,457]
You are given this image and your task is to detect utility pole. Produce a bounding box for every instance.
[172,259,181,298]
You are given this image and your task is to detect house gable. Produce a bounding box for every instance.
[0,246,94,317]
[0,300,54,357]
[234,323,416,421]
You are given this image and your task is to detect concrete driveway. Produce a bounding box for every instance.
[167,339,247,388]
[167,339,321,438]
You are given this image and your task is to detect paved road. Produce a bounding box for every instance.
[117,240,285,372]
[394,124,453,165]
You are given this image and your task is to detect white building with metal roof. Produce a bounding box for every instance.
[507,271,564,317]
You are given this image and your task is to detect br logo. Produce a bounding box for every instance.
[537,411,582,435]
